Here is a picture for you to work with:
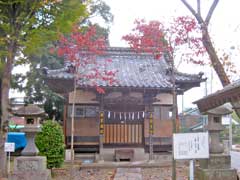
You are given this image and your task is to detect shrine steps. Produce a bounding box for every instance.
[98,148,147,162]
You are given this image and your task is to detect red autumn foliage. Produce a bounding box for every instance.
[123,16,207,64]
[122,19,167,59]
[56,25,117,93]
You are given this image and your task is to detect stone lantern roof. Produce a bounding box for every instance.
[12,104,46,117]
[206,103,233,115]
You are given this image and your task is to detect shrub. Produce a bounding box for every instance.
[36,120,65,168]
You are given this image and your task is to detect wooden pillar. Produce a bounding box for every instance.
[99,95,104,161]
[149,111,154,161]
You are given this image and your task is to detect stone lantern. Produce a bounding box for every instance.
[12,104,45,156]
[205,105,230,154]
[196,104,238,180]
[10,104,51,180]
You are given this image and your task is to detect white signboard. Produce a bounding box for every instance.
[173,132,209,160]
[4,142,15,152]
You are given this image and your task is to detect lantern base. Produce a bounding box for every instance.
[10,156,51,180]
[196,154,238,180]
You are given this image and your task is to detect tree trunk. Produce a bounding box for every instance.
[0,132,7,177]
[180,0,240,118]
[0,44,14,177]
[201,26,240,117]
[201,26,230,86]
[1,70,11,131]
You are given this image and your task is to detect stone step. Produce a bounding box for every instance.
[100,148,147,161]
[74,153,96,163]
[114,168,142,180]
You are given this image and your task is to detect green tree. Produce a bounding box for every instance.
[11,0,113,121]
[35,120,65,169]
[0,0,87,176]
[12,44,65,121]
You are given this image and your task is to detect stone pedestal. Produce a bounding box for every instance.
[196,168,238,180]
[196,154,238,180]
[199,154,231,169]
[10,156,51,180]
[21,127,41,156]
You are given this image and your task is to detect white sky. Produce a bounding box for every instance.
[104,0,240,47]
[102,0,240,111]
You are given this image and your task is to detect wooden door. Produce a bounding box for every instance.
[104,123,143,145]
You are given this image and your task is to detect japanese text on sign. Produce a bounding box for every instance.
[173,132,209,160]
[4,142,15,152]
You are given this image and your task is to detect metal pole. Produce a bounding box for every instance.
[171,58,177,180]
[182,94,184,113]
[189,159,194,180]
[205,77,208,96]
[229,114,232,150]
[8,152,10,175]
[210,69,213,94]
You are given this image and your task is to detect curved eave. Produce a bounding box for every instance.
[194,86,240,113]
[176,79,204,92]
[45,77,173,92]
[44,76,204,95]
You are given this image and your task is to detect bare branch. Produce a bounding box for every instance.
[180,0,204,24]
[197,0,201,16]
[205,0,219,25]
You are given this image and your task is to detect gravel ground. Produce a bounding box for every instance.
[142,167,188,180]
[52,168,115,180]
[52,166,189,180]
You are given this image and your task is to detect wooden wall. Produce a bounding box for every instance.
[64,90,174,148]
[68,90,98,104]
[66,117,99,145]
[144,118,172,145]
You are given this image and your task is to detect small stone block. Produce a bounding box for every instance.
[14,156,47,171]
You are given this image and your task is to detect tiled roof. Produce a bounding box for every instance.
[45,47,204,90]
[196,79,240,101]
[194,79,240,112]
